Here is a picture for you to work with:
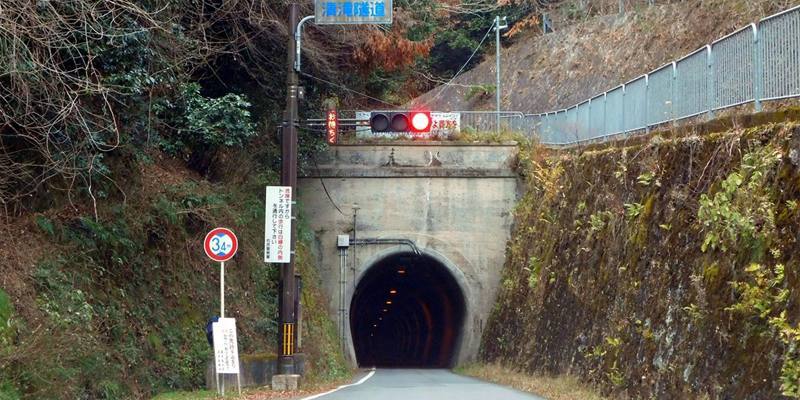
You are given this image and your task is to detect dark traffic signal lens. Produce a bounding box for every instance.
[370,113,391,132]
[390,114,409,132]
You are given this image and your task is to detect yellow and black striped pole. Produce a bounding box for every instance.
[282,323,295,356]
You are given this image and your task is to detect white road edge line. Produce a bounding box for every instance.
[299,368,377,400]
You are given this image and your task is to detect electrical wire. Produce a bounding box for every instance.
[419,19,496,106]
[300,71,401,108]
[311,153,347,216]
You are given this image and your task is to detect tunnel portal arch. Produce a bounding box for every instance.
[349,247,469,368]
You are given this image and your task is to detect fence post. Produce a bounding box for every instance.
[573,106,579,143]
[621,84,626,137]
[752,23,763,112]
[587,98,592,140]
[644,74,650,134]
[602,92,608,140]
[671,62,677,128]
[707,45,715,120]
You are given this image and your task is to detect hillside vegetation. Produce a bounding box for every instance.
[482,111,800,398]
[0,154,349,399]
[413,0,797,113]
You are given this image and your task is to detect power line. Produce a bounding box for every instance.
[420,20,496,106]
[300,71,401,108]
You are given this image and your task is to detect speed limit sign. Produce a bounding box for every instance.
[204,228,238,262]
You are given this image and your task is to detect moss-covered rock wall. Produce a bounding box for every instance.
[482,119,800,399]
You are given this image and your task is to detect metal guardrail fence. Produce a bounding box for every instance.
[520,5,800,146]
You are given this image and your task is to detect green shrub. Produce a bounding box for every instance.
[697,146,780,253]
[464,84,495,101]
[155,83,256,172]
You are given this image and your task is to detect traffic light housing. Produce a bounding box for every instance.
[370,111,432,133]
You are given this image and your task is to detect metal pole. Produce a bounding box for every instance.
[752,23,763,112]
[295,15,316,72]
[215,368,220,396]
[339,248,345,351]
[495,16,500,134]
[220,262,225,319]
[219,261,225,395]
[494,16,508,134]
[279,2,299,375]
[352,204,359,293]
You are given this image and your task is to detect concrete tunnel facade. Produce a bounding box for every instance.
[298,143,519,366]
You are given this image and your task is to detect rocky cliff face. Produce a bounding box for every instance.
[482,113,800,399]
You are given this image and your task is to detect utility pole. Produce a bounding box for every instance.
[494,16,508,134]
[279,2,300,377]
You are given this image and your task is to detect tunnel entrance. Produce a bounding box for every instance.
[350,251,466,368]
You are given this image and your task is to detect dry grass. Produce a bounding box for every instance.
[456,363,608,400]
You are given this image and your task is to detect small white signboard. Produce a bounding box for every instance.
[213,318,240,374]
[265,186,292,264]
[430,112,461,137]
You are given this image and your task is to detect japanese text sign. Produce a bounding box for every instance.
[326,109,338,145]
[265,186,292,264]
[315,1,392,25]
[213,318,240,374]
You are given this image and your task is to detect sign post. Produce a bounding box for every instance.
[204,228,241,396]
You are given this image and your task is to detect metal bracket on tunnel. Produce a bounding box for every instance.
[350,238,421,256]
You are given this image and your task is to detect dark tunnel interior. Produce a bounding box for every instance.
[350,252,466,368]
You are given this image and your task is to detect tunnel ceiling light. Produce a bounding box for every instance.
[397,269,406,274]
[385,300,392,305]
[382,308,388,312]
[378,317,383,320]
[389,289,397,294]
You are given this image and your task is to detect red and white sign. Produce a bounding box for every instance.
[326,109,338,145]
[265,186,292,264]
[204,228,238,262]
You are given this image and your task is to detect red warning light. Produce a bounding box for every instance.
[409,111,432,133]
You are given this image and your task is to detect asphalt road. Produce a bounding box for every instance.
[302,369,546,400]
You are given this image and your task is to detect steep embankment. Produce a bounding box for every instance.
[0,152,348,399]
[413,0,794,113]
[481,111,800,398]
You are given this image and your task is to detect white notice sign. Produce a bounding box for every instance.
[213,318,240,374]
[265,186,292,264]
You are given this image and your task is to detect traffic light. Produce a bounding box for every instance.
[370,111,432,133]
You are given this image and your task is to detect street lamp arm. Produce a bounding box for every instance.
[295,15,316,72]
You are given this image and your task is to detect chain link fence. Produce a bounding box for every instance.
[523,4,800,146]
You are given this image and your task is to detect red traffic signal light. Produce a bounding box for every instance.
[370,111,432,133]
[409,111,431,132]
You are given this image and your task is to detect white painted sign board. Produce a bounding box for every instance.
[265,186,292,264]
[213,318,240,374]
